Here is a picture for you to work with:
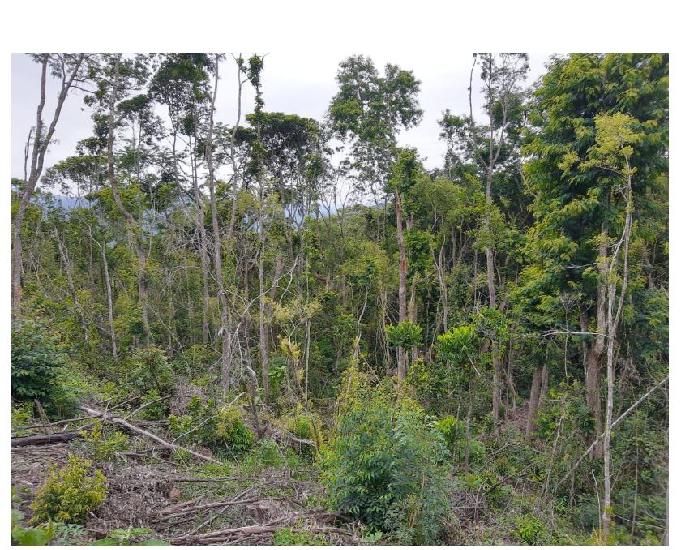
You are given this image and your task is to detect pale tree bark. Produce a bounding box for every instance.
[395,189,408,384]
[98,237,118,360]
[105,55,151,345]
[602,172,634,541]
[526,364,543,436]
[183,132,212,345]
[435,242,449,332]
[204,55,231,392]
[12,54,86,318]
[54,229,88,340]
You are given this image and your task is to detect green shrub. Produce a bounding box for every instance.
[11,508,54,546]
[81,420,129,461]
[30,455,107,524]
[435,415,464,452]
[321,367,450,544]
[214,405,255,455]
[514,513,549,545]
[273,527,328,546]
[122,346,174,397]
[243,438,284,471]
[92,527,168,546]
[282,408,323,459]
[172,344,218,377]
[11,402,34,437]
[169,397,254,457]
[11,320,75,416]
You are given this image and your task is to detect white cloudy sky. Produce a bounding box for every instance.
[11,52,552,180]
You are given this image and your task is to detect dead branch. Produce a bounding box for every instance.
[79,405,221,464]
[11,431,80,447]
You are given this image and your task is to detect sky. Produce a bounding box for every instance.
[11,52,552,181]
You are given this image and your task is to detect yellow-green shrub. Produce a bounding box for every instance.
[169,397,254,457]
[281,408,323,458]
[81,420,129,461]
[30,455,107,524]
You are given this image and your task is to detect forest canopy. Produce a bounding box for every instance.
[10,52,668,546]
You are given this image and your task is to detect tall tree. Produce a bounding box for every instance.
[12,54,88,317]
[328,55,422,383]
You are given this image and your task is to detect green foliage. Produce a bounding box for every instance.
[385,320,422,348]
[81,419,129,461]
[92,527,167,546]
[11,320,75,416]
[52,522,87,545]
[273,527,328,546]
[435,415,467,454]
[172,344,218,377]
[243,438,284,470]
[120,346,174,397]
[321,367,450,544]
[436,324,479,367]
[169,397,254,457]
[11,508,55,546]
[281,408,323,458]
[514,513,549,545]
[214,405,255,455]
[11,402,34,437]
[30,455,107,524]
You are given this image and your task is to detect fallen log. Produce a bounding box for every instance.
[79,405,220,464]
[11,431,80,447]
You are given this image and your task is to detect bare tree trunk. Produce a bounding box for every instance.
[55,229,88,340]
[204,56,232,392]
[99,238,117,360]
[526,364,543,437]
[435,243,449,333]
[602,178,634,541]
[395,190,408,384]
[188,141,212,345]
[587,233,608,458]
[12,54,85,317]
[258,214,269,402]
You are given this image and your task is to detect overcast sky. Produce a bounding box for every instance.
[11,52,552,181]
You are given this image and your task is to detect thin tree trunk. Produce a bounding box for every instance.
[105,55,151,346]
[587,232,608,458]
[55,230,88,340]
[12,54,84,317]
[188,139,212,345]
[99,238,117,360]
[395,190,408,384]
[602,177,633,541]
[526,364,543,437]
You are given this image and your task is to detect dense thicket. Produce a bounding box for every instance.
[11,53,668,545]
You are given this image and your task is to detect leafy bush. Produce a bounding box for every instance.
[11,402,34,437]
[30,455,107,524]
[321,367,450,544]
[169,396,254,456]
[435,415,465,452]
[273,527,328,545]
[385,320,422,348]
[121,346,175,397]
[11,508,54,546]
[281,408,323,459]
[214,405,255,455]
[513,513,549,545]
[92,527,167,546]
[244,438,284,470]
[81,420,129,461]
[172,344,218,378]
[11,320,75,416]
